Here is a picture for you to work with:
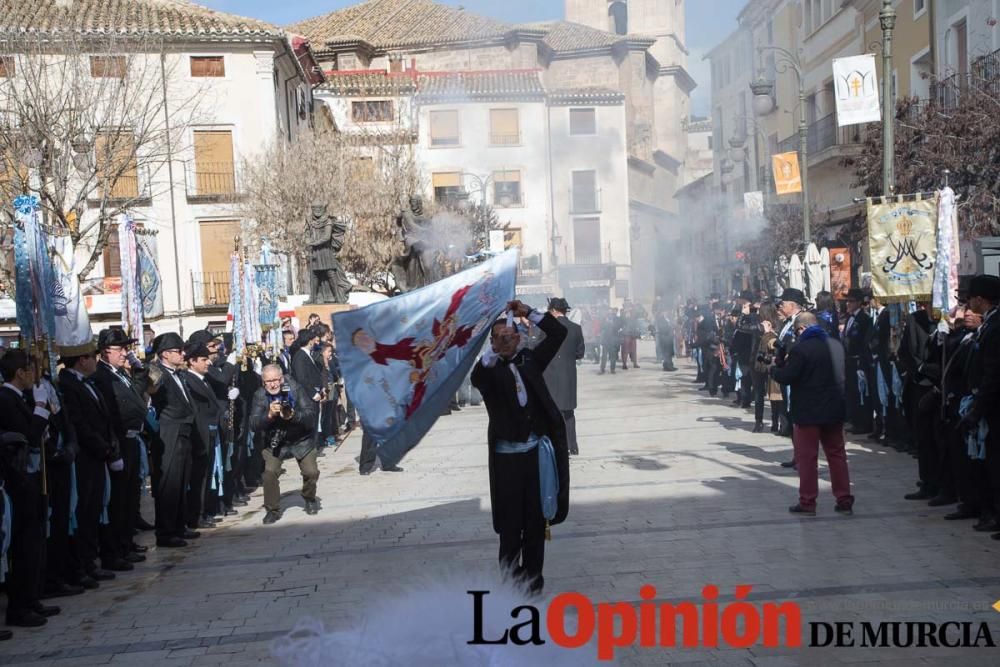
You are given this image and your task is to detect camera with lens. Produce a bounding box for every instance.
[271,383,294,420]
[756,353,773,365]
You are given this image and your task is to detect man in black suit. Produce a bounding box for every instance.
[541,298,585,456]
[184,342,223,530]
[898,303,939,496]
[58,340,129,579]
[0,349,60,628]
[472,300,570,593]
[149,332,198,548]
[92,329,149,568]
[843,288,875,435]
[962,275,1000,538]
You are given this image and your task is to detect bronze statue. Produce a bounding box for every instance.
[391,195,435,292]
[305,202,351,304]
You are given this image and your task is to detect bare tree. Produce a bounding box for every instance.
[238,125,423,293]
[0,31,205,281]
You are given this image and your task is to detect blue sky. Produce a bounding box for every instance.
[198,0,746,115]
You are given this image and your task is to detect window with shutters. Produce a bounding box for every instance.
[573,217,601,265]
[196,220,240,307]
[102,222,146,278]
[489,109,519,145]
[569,108,596,135]
[190,56,225,77]
[191,130,235,197]
[0,149,28,192]
[90,56,127,78]
[492,170,522,207]
[95,131,139,199]
[429,110,460,147]
[352,100,393,122]
[432,172,463,204]
[0,56,13,78]
[571,170,599,213]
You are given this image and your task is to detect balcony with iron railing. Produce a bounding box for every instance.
[571,241,614,266]
[191,271,230,310]
[489,132,521,146]
[184,161,240,201]
[569,188,602,215]
[87,164,153,206]
[932,47,1000,110]
[776,112,862,166]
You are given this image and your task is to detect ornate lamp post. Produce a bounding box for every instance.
[751,45,810,243]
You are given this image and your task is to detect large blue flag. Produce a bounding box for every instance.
[333,250,518,466]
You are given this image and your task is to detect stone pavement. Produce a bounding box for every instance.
[2,341,1000,666]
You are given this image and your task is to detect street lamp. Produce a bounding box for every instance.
[751,46,810,243]
[879,0,896,197]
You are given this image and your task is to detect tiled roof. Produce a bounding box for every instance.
[523,20,654,55]
[320,71,417,96]
[547,87,625,105]
[289,0,514,50]
[0,0,281,38]
[415,70,545,102]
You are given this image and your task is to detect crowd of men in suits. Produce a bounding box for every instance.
[680,274,1000,525]
[0,315,355,638]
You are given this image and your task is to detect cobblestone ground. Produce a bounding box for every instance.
[2,341,1000,666]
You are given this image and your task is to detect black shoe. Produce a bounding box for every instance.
[124,552,146,563]
[780,460,796,468]
[5,611,47,627]
[597,370,605,375]
[383,464,404,472]
[183,530,201,540]
[33,603,60,617]
[235,493,250,503]
[569,448,579,456]
[359,468,374,476]
[0,629,11,640]
[788,504,816,516]
[88,569,116,581]
[304,500,319,515]
[135,517,155,531]
[263,510,282,525]
[927,495,957,507]
[195,519,214,529]
[156,537,188,548]
[76,575,99,590]
[834,503,854,516]
[752,422,764,433]
[944,508,979,520]
[42,582,85,599]
[232,499,249,507]
[102,559,134,572]
[973,519,1000,532]
[224,508,238,516]
[991,532,1000,541]
[904,489,935,501]
[131,543,149,553]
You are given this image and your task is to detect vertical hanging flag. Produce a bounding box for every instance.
[772,152,802,195]
[242,261,261,348]
[255,264,278,329]
[833,55,881,126]
[867,196,938,302]
[49,232,93,348]
[743,191,764,220]
[135,229,163,318]
[227,253,244,353]
[829,248,851,301]
[333,249,518,467]
[118,214,143,338]
[932,187,961,313]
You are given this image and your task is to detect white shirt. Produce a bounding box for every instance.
[480,310,544,407]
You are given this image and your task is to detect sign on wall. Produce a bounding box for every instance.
[833,54,881,126]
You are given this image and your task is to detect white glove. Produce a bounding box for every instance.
[33,380,59,413]
[109,458,125,472]
[312,392,322,402]
[253,357,263,375]
[227,387,240,400]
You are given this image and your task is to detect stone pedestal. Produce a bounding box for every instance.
[295,303,356,330]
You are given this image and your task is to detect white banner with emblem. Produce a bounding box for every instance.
[833,54,881,126]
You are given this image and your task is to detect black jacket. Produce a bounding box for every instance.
[842,308,873,366]
[472,313,570,531]
[186,371,222,457]
[541,315,586,411]
[969,308,1000,426]
[291,348,323,397]
[771,327,846,426]
[58,368,118,463]
[249,377,318,460]
[92,361,148,449]
[0,385,50,489]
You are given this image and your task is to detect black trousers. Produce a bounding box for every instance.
[493,448,546,592]
[986,424,1000,518]
[74,454,106,573]
[908,384,939,491]
[704,348,722,394]
[154,426,192,539]
[562,410,578,455]
[359,432,378,473]
[846,357,874,433]
[599,342,619,372]
[737,361,753,407]
[6,472,46,619]
[752,371,768,424]
[186,450,211,527]
[108,437,140,558]
[45,461,76,586]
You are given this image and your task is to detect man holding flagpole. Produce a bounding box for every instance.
[472,300,570,594]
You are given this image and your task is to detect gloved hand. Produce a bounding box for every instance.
[109,458,125,472]
[32,380,54,411]
[126,350,144,370]
[227,387,240,400]
[41,378,61,413]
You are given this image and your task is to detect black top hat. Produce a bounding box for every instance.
[739,290,755,302]
[97,328,137,350]
[845,288,867,302]
[968,274,1000,302]
[184,342,211,360]
[152,332,185,355]
[548,297,571,313]
[187,329,221,347]
[777,288,806,306]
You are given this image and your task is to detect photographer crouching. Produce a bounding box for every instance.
[249,365,319,525]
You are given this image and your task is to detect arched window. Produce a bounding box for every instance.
[608,1,628,36]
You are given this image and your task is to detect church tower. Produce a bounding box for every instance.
[564,0,692,160]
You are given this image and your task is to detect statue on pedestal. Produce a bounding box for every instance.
[391,195,435,292]
[305,202,351,304]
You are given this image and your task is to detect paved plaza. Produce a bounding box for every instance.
[2,341,999,666]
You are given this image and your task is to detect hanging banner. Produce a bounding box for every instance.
[867,197,938,302]
[772,152,802,195]
[255,264,279,329]
[135,229,163,318]
[932,187,961,313]
[833,54,881,126]
[828,247,851,301]
[49,233,93,348]
[118,214,143,338]
[333,249,517,467]
[743,191,764,220]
